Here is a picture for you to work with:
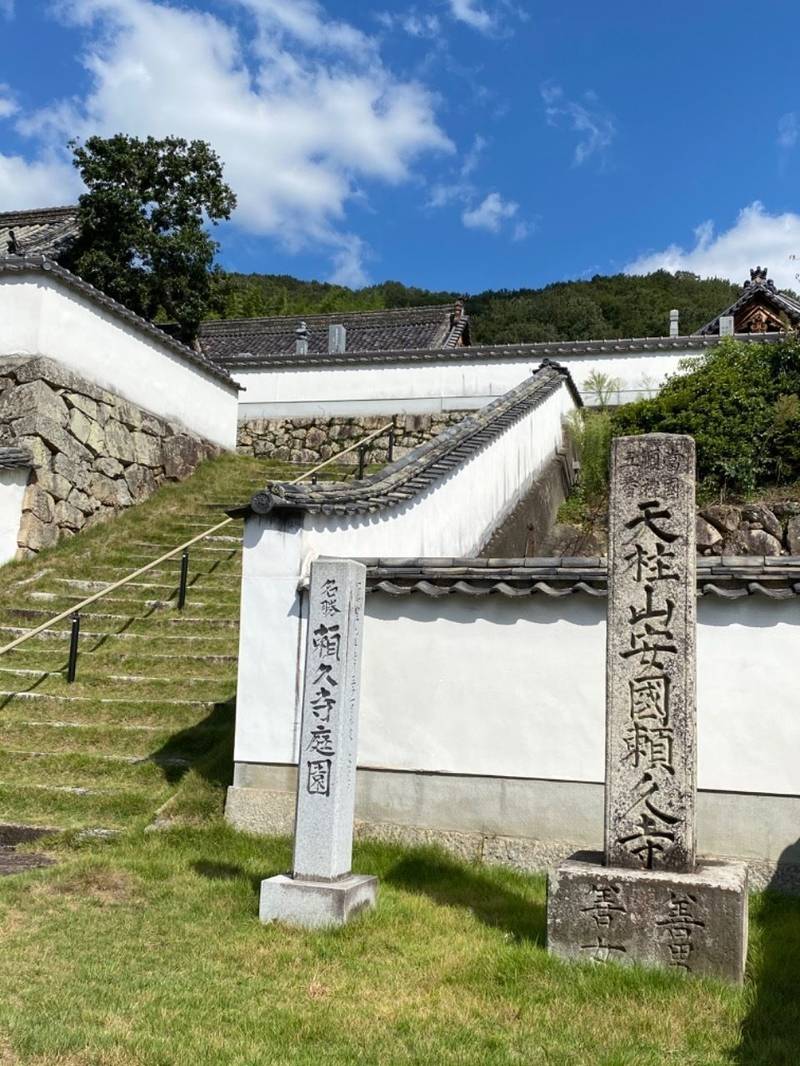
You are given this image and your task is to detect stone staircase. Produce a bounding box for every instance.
[0,453,315,838]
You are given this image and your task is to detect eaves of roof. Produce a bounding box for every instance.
[0,446,34,469]
[357,556,800,599]
[228,359,580,519]
[0,256,239,391]
[219,330,787,371]
[695,283,800,335]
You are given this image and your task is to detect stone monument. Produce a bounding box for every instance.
[547,434,748,982]
[260,558,378,928]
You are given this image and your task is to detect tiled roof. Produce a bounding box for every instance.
[204,329,787,371]
[695,270,800,335]
[230,360,580,518]
[199,303,470,366]
[0,206,80,258]
[0,256,238,390]
[359,556,800,599]
[0,446,34,469]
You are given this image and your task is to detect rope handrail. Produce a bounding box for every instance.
[0,419,396,659]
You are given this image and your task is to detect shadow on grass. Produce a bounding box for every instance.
[384,849,545,945]
[149,698,236,785]
[734,842,800,1066]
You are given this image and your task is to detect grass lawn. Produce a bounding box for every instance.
[1,824,799,1066]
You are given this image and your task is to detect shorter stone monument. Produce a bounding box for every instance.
[547,435,748,982]
[260,559,378,928]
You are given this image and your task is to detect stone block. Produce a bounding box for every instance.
[54,499,84,531]
[68,408,94,446]
[67,488,94,515]
[696,515,722,552]
[22,484,54,523]
[14,417,91,464]
[131,432,163,468]
[787,515,800,555]
[54,452,89,492]
[742,528,782,556]
[114,400,143,430]
[35,468,72,502]
[94,457,124,478]
[124,463,157,502]
[103,420,135,463]
[17,511,58,552]
[547,852,747,983]
[85,420,106,456]
[16,436,51,470]
[163,435,203,480]
[14,357,106,402]
[0,379,68,427]
[259,874,378,929]
[88,473,133,509]
[65,392,99,423]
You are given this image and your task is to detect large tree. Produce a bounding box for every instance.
[64,134,237,343]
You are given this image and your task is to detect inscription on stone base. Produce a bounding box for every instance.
[547,852,748,984]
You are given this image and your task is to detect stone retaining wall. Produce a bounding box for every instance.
[0,356,221,557]
[237,412,472,465]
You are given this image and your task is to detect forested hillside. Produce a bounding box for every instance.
[210,269,748,342]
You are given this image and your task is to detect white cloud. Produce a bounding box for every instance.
[376,9,441,38]
[448,0,493,33]
[778,112,798,150]
[625,202,800,289]
[462,191,519,233]
[541,83,616,166]
[0,84,17,119]
[0,153,81,210]
[10,0,452,283]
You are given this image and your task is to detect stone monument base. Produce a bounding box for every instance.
[259,873,378,929]
[547,852,748,983]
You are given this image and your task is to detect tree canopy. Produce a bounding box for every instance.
[64,134,237,343]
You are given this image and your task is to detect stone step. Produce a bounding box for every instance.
[0,625,237,646]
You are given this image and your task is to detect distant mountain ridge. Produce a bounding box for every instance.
[210,269,749,344]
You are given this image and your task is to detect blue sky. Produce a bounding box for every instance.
[3,1,800,293]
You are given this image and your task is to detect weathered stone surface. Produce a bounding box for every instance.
[787,515,800,554]
[17,511,58,552]
[163,435,203,480]
[741,504,782,539]
[67,487,94,515]
[606,435,697,873]
[547,852,748,984]
[35,468,72,502]
[93,457,124,478]
[14,356,107,402]
[292,559,368,882]
[22,485,54,523]
[696,515,722,552]
[14,417,91,464]
[124,464,157,502]
[103,420,135,463]
[88,473,133,509]
[259,873,377,929]
[17,436,52,470]
[702,504,741,535]
[114,399,144,429]
[0,379,68,426]
[742,528,782,556]
[53,452,88,491]
[68,408,94,446]
[54,499,84,530]
[85,420,106,456]
[131,431,163,468]
[65,392,99,423]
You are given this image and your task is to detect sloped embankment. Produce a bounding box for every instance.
[0,454,270,837]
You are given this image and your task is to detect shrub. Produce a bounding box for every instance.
[611,338,800,496]
[565,409,612,502]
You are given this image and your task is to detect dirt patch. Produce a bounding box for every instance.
[44,868,141,907]
[0,848,55,878]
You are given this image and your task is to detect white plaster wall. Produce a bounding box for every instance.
[234,378,578,764]
[0,467,28,565]
[0,274,239,447]
[235,347,696,418]
[354,594,800,799]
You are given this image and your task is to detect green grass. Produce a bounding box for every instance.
[0,825,797,1065]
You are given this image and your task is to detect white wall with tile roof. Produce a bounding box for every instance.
[232,377,578,768]
[0,273,239,447]
[0,466,29,565]
[234,346,692,419]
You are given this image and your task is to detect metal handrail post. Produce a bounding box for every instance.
[178,550,189,610]
[67,612,80,683]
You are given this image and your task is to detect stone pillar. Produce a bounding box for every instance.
[259,559,378,928]
[605,434,696,873]
[547,434,748,983]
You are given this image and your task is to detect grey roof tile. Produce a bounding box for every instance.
[0,206,79,258]
[199,304,470,366]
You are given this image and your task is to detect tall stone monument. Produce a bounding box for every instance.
[547,435,748,982]
[260,559,378,928]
